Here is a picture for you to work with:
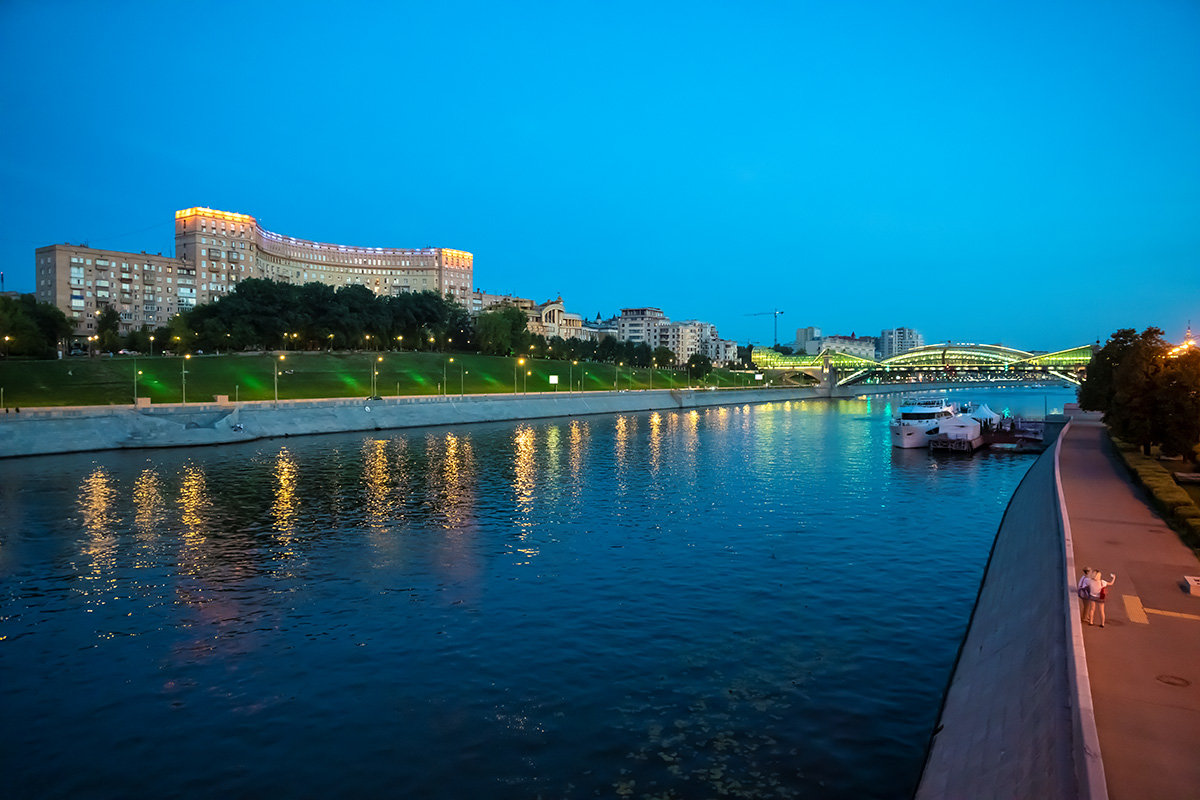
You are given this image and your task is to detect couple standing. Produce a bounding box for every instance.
[1078,567,1116,627]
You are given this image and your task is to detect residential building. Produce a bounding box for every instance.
[617,307,668,345]
[821,333,877,359]
[36,206,473,337]
[878,327,925,360]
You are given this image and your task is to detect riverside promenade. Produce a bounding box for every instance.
[1059,411,1200,800]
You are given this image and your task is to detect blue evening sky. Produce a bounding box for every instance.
[2,1,1197,351]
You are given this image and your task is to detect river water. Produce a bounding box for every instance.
[0,388,1073,799]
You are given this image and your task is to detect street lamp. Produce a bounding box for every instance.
[371,355,383,397]
[525,369,531,393]
[516,357,525,394]
[181,354,191,403]
[149,335,155,357]
[429,336,435,351]
[616,361,622,390]
[445,357,453,396]
[650,359,655,391]
[570,360,578,393]
[274,354,285,406]
[461,368,466,396]
[395,335,402,350]
[2,335,11,358]
[133,367,142,403]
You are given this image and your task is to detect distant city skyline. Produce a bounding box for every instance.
[2,1,1197,351]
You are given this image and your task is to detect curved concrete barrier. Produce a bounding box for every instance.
[915,421,1106,799]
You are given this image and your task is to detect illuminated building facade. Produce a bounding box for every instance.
[35,206,473,336]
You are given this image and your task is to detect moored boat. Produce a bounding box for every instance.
[889,398,956,448]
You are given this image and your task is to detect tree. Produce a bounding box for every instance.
[1078,328,1142,413]
[1154,349,1200,461]
[653,346,676,367]
[687,353,713,379]
[475,310,512,355]
[0,295,73,358]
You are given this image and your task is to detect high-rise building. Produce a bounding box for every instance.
[878,327,925,360]
[617,307,669,344]
[794,326,822,354]
[35,206,473,337]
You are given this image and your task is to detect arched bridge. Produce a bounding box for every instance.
[751,343,1095,388]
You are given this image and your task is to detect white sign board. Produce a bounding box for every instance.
[755,373,764,380]
[549,375,559,384]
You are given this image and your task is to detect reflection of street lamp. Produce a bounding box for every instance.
[181,354,191,403]
[515,357,524,394]
[274,354,285,406]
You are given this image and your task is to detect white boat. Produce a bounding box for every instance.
[890,398,957,448]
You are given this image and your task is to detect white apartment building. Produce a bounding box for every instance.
[617,307,669,344]
[821,333,878,359]
[878,327,925,360]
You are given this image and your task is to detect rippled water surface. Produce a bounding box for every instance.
[0,389,1072,798]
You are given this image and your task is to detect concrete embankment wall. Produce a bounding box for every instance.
[0,387,829,459]
[915,424,1103,799]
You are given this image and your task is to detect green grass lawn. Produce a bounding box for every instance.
[0,351,758,407]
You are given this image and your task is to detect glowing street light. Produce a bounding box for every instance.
[616,361,622,390]
[149,335,155,357]
[274,354,285,406]
[133,366,143,403]
[515,357,525,394]
[650,359,655,391]
[2,335,11,358]
[570,360,578,393]
[181,354,191,403]
[445,357,453,396]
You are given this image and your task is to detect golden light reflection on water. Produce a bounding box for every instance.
[362,439,395,532]
[568,419,588,485]
[79,466,119,540]
[512,425,536,524]
[648,412,663,474]
[132,468,166,537]
[431,431,475,530]
[79,467,120,582]
[683,410,700,455]
[272,448,300,536]
[545,424,562,478]
[177,464,212,545]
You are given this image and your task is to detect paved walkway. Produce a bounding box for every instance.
[1059,413,1200,800]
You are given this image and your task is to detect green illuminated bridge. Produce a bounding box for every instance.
[751,343,1095,388]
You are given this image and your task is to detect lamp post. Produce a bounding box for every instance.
[395,335,402,350]
[526,369,531,394]
[149,335,155,357]
[461,369,467,396]
[570,360,578,393]
[2,335,10,358]
[181,354,190,403]
[133,366,142,403]
[429,336,435,352]
[616,361,622,390]
[650,360,655,391]
[274,354,285,406]
[445,357,452,396]
[515,357,524,394]
[371,355,382,397]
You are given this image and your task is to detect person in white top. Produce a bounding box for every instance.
[1084,568,1116,627]
[1077,566,1093,623]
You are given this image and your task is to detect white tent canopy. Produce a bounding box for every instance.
[968,404,1001,424]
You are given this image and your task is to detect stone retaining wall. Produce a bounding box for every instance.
[0,387,826,459]
[915,423,1102,799]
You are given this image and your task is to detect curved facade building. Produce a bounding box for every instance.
[174,207,473,307]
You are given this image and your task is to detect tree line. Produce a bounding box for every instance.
[15,279,743,377]
[1079,327,1200,461]
[0,295,74,358]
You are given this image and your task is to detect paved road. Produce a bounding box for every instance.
[1060,414,1200,800]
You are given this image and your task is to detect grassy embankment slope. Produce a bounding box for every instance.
[0,352,758,407]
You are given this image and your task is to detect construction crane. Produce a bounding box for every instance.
[746,309,785,346]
